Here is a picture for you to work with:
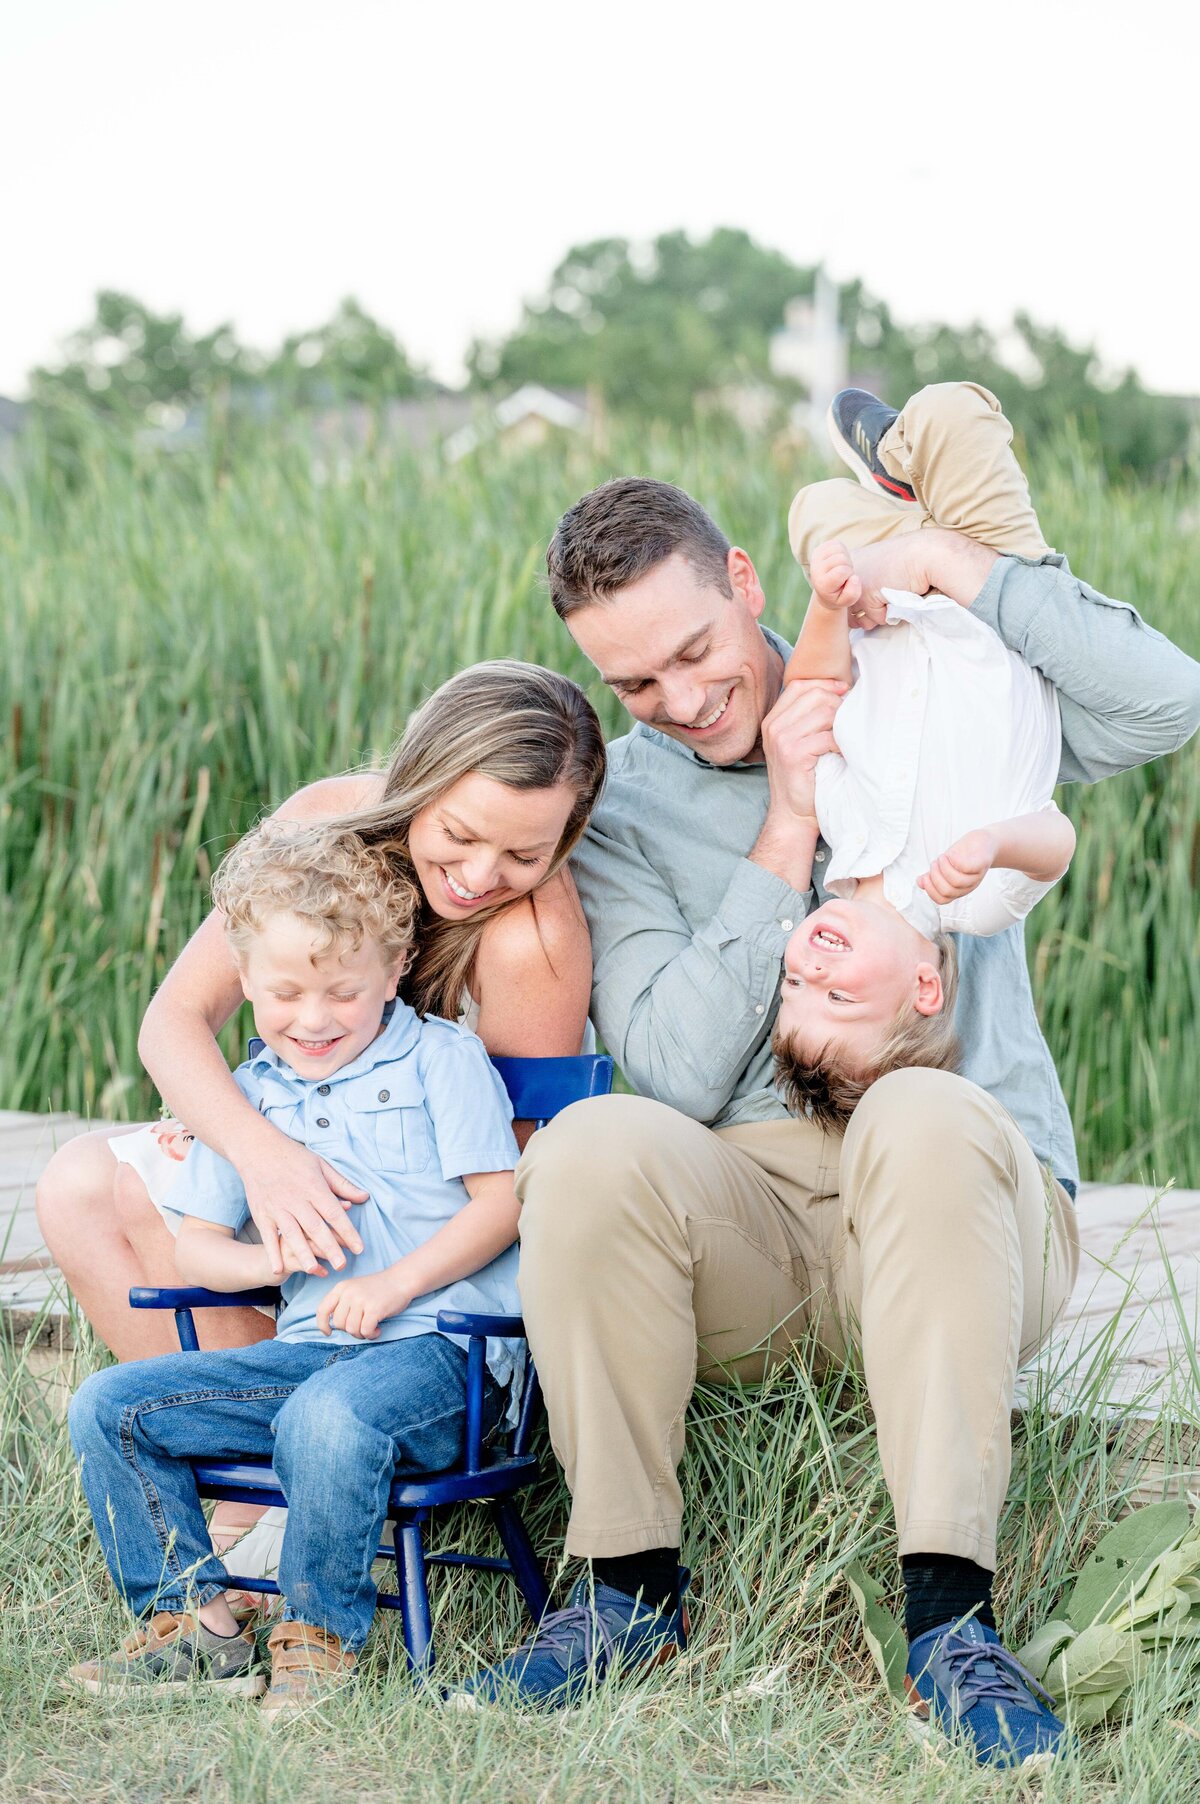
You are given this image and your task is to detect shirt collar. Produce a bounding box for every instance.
[630,625,794,771]
[247,998,422,1090]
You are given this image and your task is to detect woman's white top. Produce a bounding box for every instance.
[814,587,1065,939]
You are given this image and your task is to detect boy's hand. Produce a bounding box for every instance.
[315,1266,416,1341]
[810,539,864,613]
[918,829,997,905]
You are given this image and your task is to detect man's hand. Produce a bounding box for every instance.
[240,1138,369,1280]
[760,677,847,824]
[918,829,997,905]
[846,529,1000,620]
[749,677,846,893]
[315,1266,416,1341]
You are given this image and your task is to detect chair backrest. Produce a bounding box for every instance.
[247,1037,614,1124]
[489,1053,613,1125]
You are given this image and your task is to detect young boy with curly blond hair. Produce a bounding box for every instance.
[67,819,521,1718]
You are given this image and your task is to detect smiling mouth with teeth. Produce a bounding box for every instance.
[683,687,733,732]
[443,869,488,903]
[811,927,850,951]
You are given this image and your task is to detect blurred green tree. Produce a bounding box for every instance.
[264,297,431,404]
[468,229,814,424]
[471,230,1191,476]
[30,291,249,427]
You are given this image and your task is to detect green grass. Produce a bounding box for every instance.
[2,417,1198,1181]
[4,1291,1200,1802]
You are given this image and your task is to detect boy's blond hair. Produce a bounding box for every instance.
[773,932,961,1133]
[212,819,419,973]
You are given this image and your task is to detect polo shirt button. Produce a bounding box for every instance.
[814,850,826,863]
[317,1084,330,1096]
[779,918,793,932]
[377,1089,390,1103]
[316,1117,330,1129]
[754,1004,765,1016]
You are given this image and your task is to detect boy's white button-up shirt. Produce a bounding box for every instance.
[815,587,1066,938]
[170,1002,523,1402]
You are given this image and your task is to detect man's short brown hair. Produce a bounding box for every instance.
[547,477,732,620]
[773,932,961,1133]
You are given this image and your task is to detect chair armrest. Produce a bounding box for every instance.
[130,1285,283,1311]
[436,1309,526,1338]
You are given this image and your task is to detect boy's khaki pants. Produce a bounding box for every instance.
[788,379,1052,571]
[517,1069,1078,1572]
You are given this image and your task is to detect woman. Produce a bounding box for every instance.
[37,660,605,1364]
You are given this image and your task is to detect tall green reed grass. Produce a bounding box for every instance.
[2,417,1197,1181]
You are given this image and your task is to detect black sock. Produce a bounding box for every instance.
[901,1553,996,1643]
[591,1548,679,1613]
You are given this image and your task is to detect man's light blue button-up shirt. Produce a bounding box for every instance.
[572,554,1200,1186]
[171,1002,523,1395]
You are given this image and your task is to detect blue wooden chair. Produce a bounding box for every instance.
[127,1051,613,1673]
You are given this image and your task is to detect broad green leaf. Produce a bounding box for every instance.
[1053,1622,1142,1698]
[1064,1501,1189,1629]
[844,1561,908,1703]
[1064,1684,1130,1729]
[1016,1618,1076,1683]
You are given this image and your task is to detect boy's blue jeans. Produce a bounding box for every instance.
[69,1333,501,1652]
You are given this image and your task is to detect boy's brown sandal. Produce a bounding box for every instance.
[260,1621,356,1722]
[65,1611,264,1694]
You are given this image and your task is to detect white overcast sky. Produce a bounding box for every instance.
[2,0,1195,398]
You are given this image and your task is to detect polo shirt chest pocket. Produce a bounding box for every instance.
[344,1072,431,1174]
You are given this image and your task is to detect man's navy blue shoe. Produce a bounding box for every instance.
[827,389,917,502]
[905,1618,1068,1769]
[446,1571,689,1710]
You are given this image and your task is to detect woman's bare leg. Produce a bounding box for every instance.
[36,1129,276,1358]
[36,1129,179,1360]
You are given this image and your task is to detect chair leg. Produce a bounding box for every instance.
[491,1498,550,1625]
[394,1520,434,1674]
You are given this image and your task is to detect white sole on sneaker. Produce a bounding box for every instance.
[64,1670,266,1697]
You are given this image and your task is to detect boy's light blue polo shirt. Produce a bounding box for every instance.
[170,1002,523,1402]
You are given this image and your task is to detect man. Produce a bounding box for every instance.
[454,386,1200,1767]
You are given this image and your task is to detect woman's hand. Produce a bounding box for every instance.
[315,1265,416,1340]
[240,1138,369,1278]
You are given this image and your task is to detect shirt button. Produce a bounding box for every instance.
[317,1084,330,1096]
[315,1117,330,1129]
[779,918,794,932]
[814,850,826,863]
[754,1004,765,1016]
[377,1089,390,1103]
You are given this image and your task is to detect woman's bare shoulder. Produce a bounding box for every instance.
[273,770,387,823]
[477,871,590,976]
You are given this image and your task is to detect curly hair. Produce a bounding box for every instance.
[212,818,419,973]
[773,932,961,1133]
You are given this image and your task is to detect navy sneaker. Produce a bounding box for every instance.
[447,1570,690,1710]
[905,1618,1068,1769]
[827,389,916,502]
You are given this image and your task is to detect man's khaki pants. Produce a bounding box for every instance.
[516,1069,1078,1571]
[788,380,1052,572]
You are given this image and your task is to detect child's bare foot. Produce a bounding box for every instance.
[810,539,865,613]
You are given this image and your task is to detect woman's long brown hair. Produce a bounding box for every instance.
[320,660,606,1019]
